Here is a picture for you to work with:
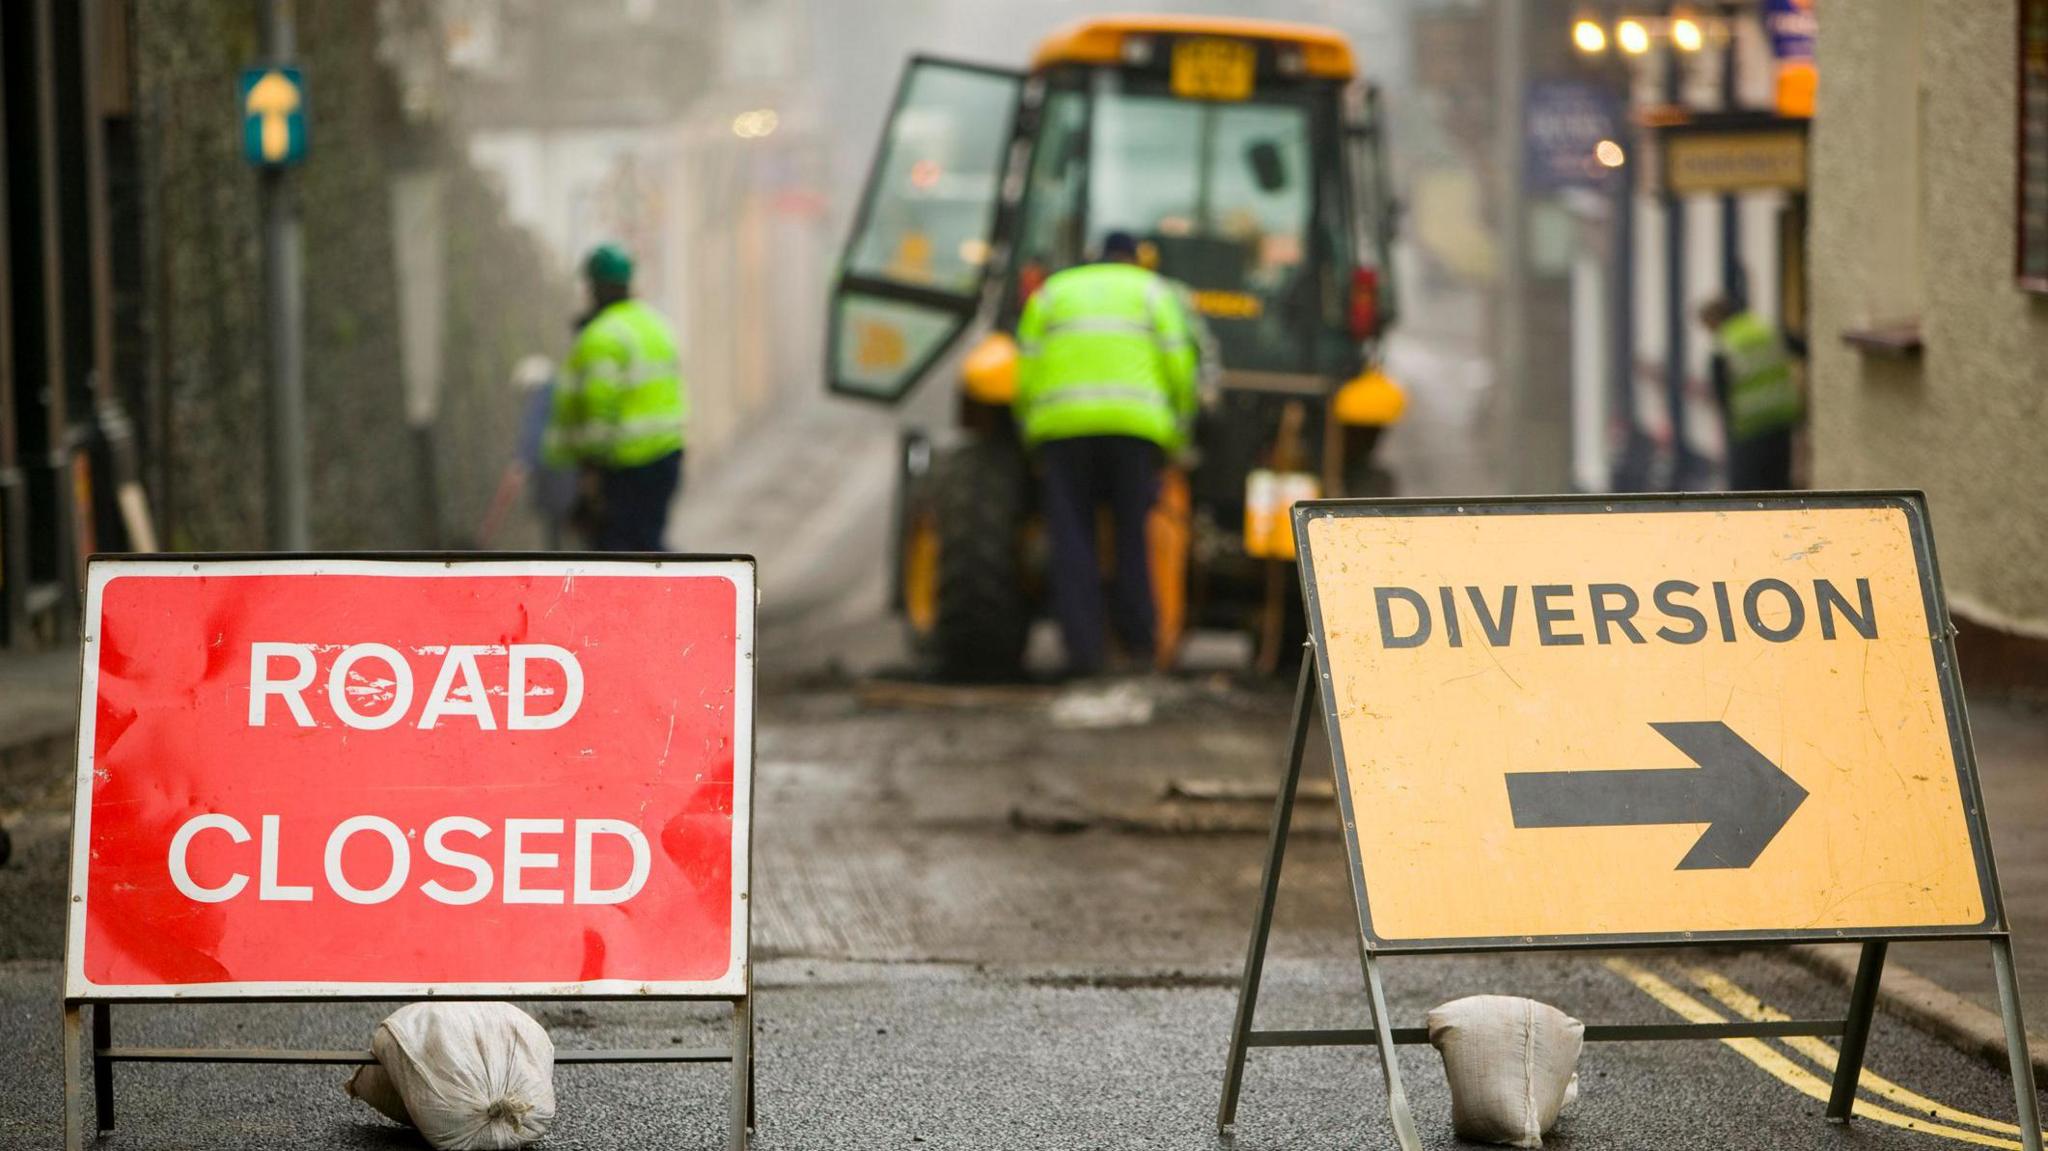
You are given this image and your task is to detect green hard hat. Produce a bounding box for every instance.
[585,242,634,286]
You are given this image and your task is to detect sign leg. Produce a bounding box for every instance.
[1217,652,1319,1136]
[1991,937,2043,1151]
[1361,949,1423,1151]
[746,1005,757,1132]
[63,1003,84,1151]
[729,996,753,1151]
[1825,940,1886,1122]
[92,1003,113,1131]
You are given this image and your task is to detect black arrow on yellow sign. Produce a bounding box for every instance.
[1504,722,1808,870]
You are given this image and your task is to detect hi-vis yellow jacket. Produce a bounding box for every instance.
[1717,311,1800,439]
[1014,262,1199,452]
[544,299,687,468]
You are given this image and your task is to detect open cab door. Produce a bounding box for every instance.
[828,56,1023,403]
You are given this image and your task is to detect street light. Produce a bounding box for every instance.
[1572,18,1608,54]
[1595,139,1627,168]
[1616,18,1652,55]
[731,108,779,139]
[1671,15,1705,52]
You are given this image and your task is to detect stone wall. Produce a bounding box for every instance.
[132,0,573,550]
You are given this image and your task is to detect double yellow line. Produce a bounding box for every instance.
[1607,957,2041,1148]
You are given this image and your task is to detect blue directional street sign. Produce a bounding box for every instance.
[1524,78,1619,193]
[239,66,307,168]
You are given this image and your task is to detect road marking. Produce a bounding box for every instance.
[1605,957,2027,1149]
[1684,964,2040,1140]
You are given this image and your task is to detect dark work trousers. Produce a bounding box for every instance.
[1726,428,1794,491]
[1038,435,1162,675]
[1711,355,1796,490]
[597,449,683,552]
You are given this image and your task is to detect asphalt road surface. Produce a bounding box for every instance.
[3,675,2044,1149]
[3,379,2043,1148]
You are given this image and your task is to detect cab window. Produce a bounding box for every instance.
[1092,79,1315,378]
[845,66,1016,294]
[1011,88,1090,305]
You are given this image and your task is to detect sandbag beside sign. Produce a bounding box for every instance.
[1427,996,1583,1148]
[360,1002,558,1151]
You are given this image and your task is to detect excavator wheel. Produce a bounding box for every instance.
[902,440,1031,678]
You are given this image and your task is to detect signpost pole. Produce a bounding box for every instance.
[1991,937,2044,1151]
[1660,52,1696,490]
[1718,6,1742,304]
[1824,940,1885,1121]
[259,0,308,551]
[1216,651,1318,1135]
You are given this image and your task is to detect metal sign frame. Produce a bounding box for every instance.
[61,553,758,1151]
[1217,493,2040,1151]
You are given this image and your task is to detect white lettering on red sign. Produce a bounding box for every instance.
[247,642,585,731]
[167,813,650,906]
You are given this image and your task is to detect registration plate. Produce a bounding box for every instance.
[1171,38,1256,102]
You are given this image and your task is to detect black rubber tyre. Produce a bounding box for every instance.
[926,440,1031,678]
[894,432,942,660]
[1341,425,1398,499]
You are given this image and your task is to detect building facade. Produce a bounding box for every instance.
[1809,0,2048,686]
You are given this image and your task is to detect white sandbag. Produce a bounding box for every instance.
[368,1002,557,1150]
[344,1062,412,1127]
[1426,995,1583,1148]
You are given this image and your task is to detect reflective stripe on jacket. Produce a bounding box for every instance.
[1013,262,1199,451]
[544,299,688,468]
[1718,311,1800,439]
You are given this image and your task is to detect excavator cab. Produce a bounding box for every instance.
[828,16,1403,677]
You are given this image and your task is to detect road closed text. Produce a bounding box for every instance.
[168,814,651,906]
[1369,577,1877,649]
[248,641,584,730]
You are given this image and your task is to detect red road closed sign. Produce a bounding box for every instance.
[65,557,755,999]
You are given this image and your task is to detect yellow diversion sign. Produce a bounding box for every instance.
[1296,493,2000,951]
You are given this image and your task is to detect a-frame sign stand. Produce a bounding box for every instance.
[1217,494,2043,1151]
[1217,651,1425,1148]
[65,991,754,1151]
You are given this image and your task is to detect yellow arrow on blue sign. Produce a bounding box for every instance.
[239,67,306,168]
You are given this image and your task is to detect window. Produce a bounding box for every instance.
[2020,0,2048,291]
[1082,75,1319,372]
[828,58,1021,402]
